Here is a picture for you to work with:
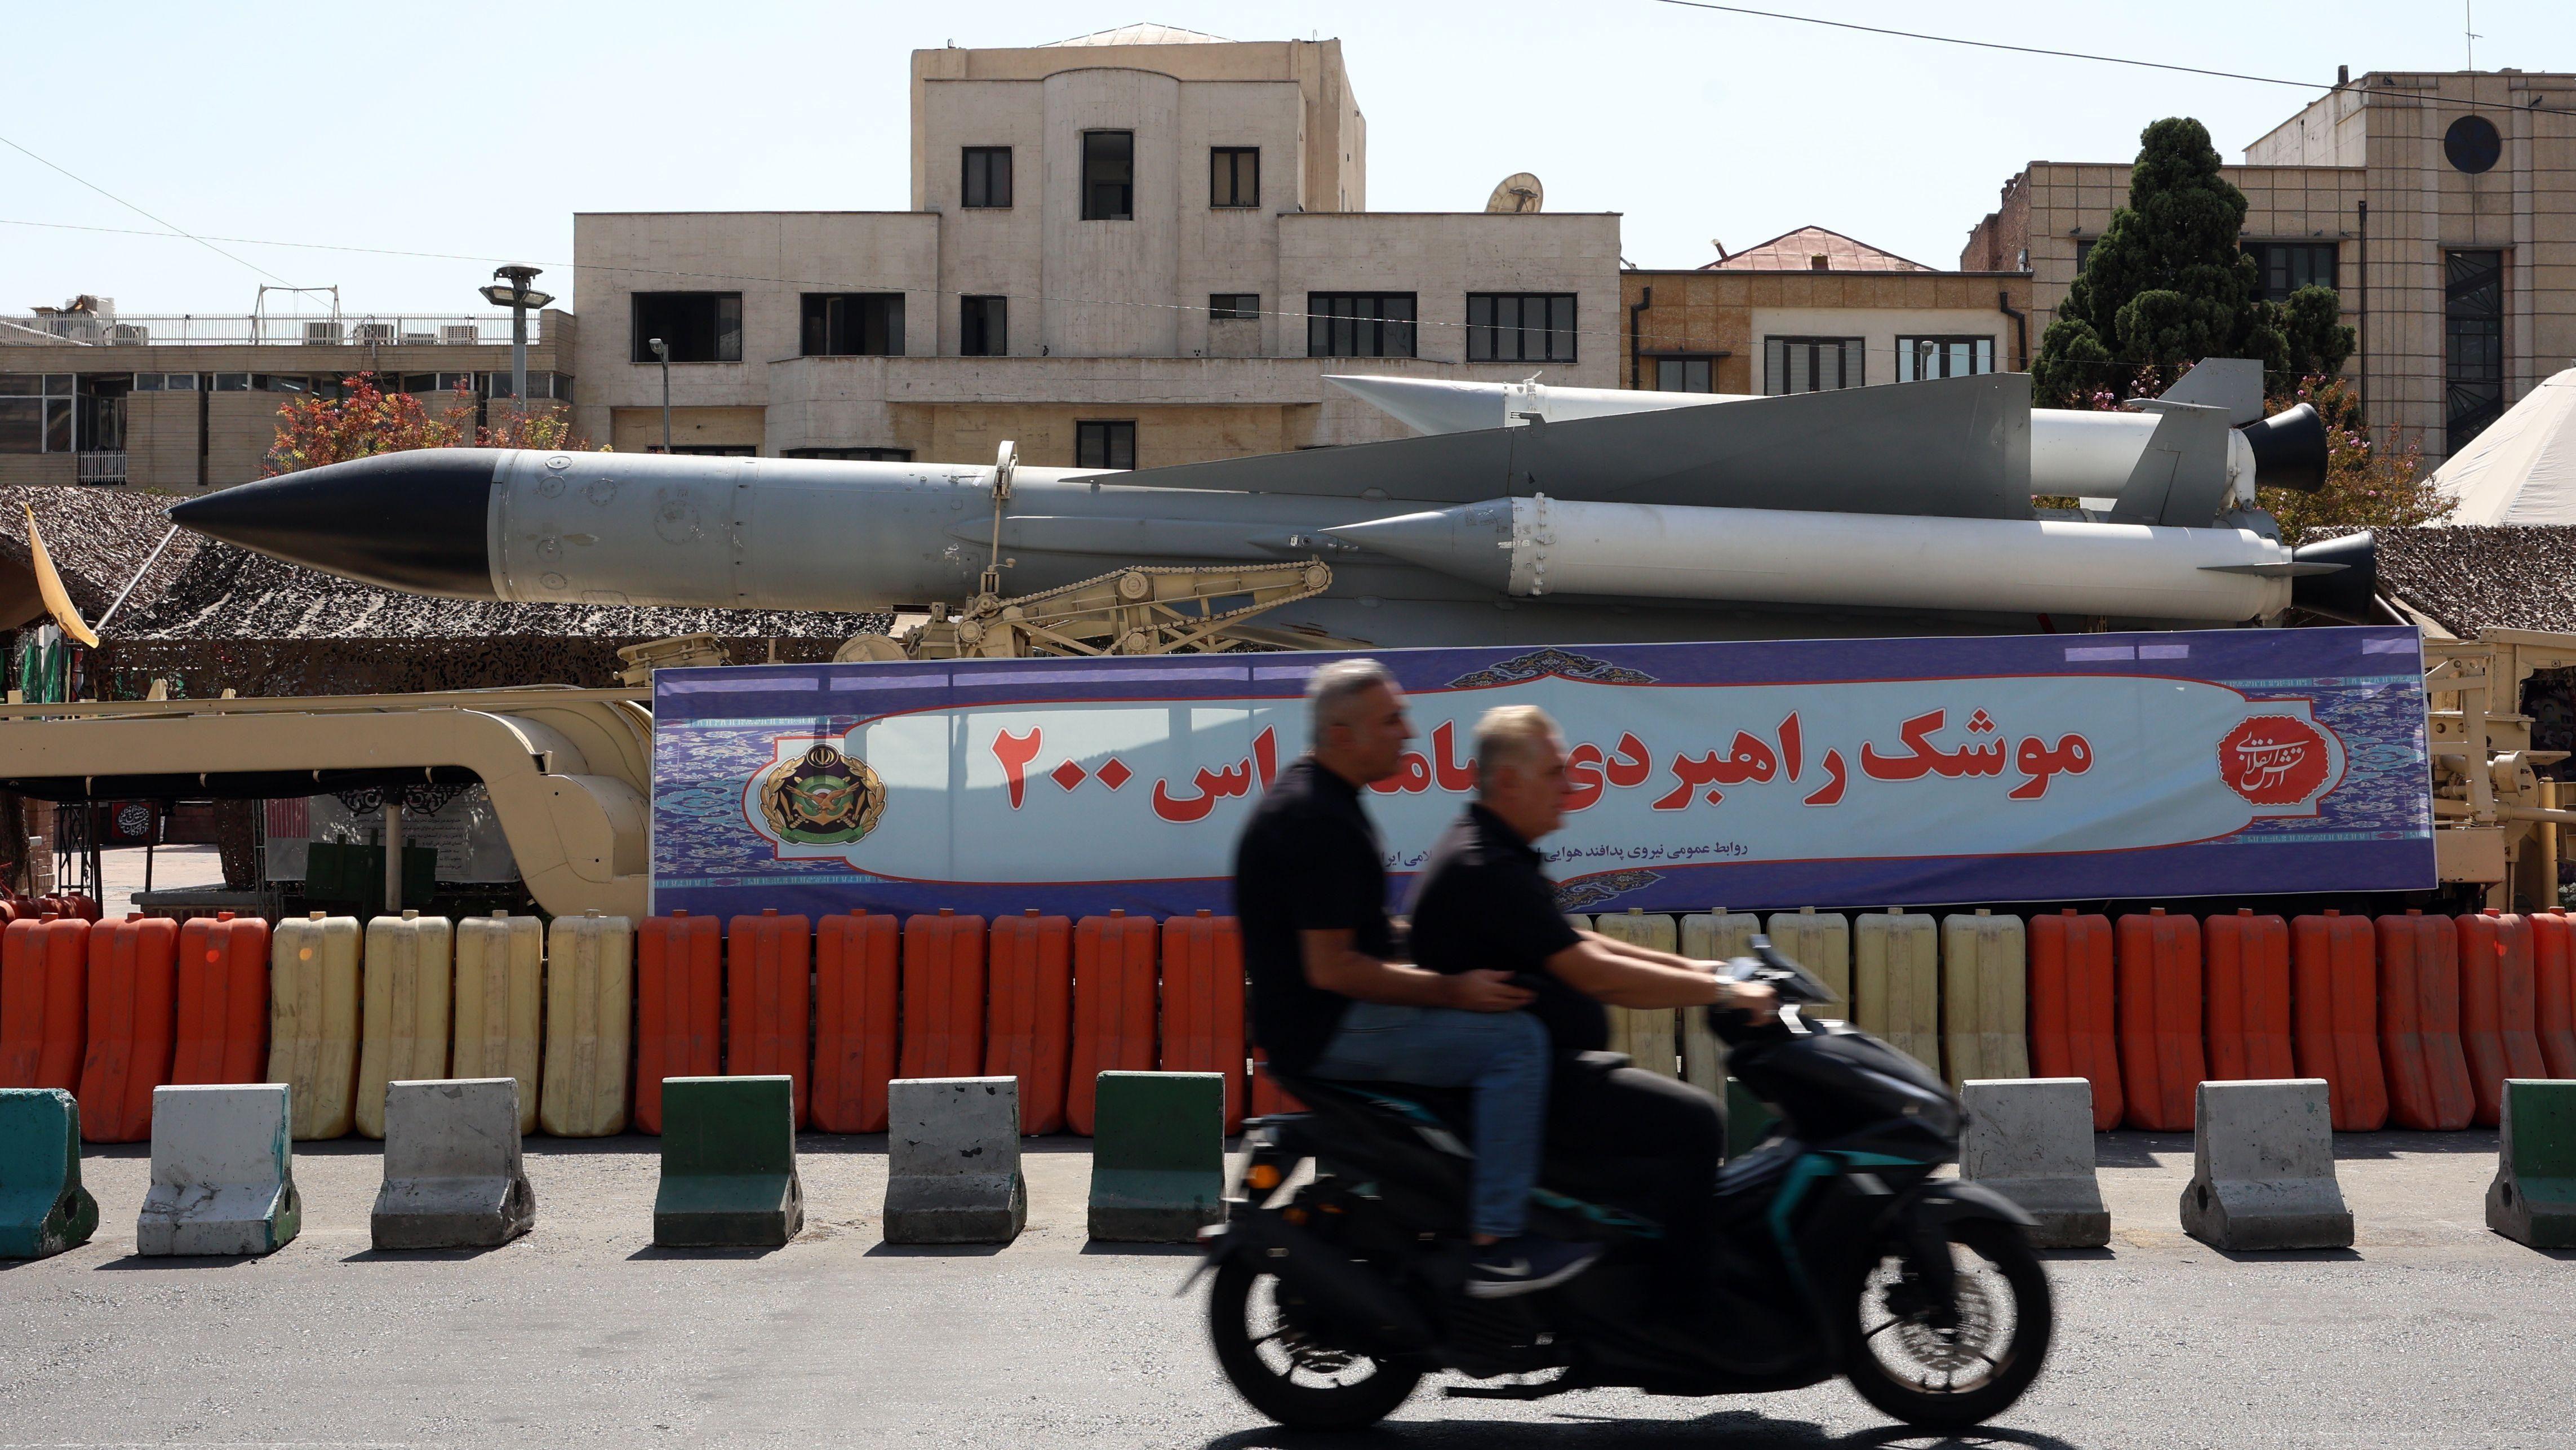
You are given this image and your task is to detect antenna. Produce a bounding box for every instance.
[1484,173,1544,214]
[2466,0,2480,70]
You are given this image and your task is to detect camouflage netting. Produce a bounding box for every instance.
[2340,525,2576,638]
[0,484,203,620]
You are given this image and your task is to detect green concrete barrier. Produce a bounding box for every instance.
[1089,1071,1226,1242]
[2487,1078,2576,1249]
[0,1088,98,1260]
[1725,1077,1780,1161]
[652,1076,803,1248]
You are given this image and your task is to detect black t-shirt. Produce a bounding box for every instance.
[1233,756,1397,1075]
[1407,803,1601,1053]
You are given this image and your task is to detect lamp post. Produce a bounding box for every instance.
[650,337,672,453]
[478,264,554,433]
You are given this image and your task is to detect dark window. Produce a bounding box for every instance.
[132,373,163,392]
[2445,115,2502,175]
[1076,420,1136,470]
[783,446,914,462]
[1654,357,1715,393]
[2245,241,2339,301]
[2446,249,2505,454]
[1896,335,1996,382]
[1467,293,1577,363]
[211,373,250,392]
[1082,131,1134,220]
[632,291,743,363]
[2074,238,2096,273]
[397,373,438,394]
[1211,147,1260,209]
[664,444,756,456]
[0,373,77,455]
[962,147,1013,208]
[1306,293,1417,358]
[1208,294,1259,321]
[960,295,1008,356]
[1764,336,1864,394]
[801,294,905,357]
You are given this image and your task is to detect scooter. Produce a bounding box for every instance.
[1199,940,2054,1431]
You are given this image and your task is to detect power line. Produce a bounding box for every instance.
[0,131,293,286]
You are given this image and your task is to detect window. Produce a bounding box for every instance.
[1306,293,1417,358]
[962,147,1013,209]
[663,444,756,457]
[1896,335,1996,382]
[2446,249,2505,454]
[1468,293,1577,363]
[1208,294,1260,321]
[783,447,914,462]
[0,373,74,454]
[2245,242,2338,301]
[2074,239,2096,273]
[1082,131,1134,220]
[801,294,905,357]
[960,295,1007,356]
[481,373,575,400]
[1654,357,1716,393]
[1076,420,1136,471]
[1211,147,1259,209]
[211,373,250,392]
[632,291,743,363]
[1764,336,1864,394]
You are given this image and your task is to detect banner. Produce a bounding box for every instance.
[652,627,2434,919]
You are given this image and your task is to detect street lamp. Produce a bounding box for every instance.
[478,264,555,430]
[649,337,672,453]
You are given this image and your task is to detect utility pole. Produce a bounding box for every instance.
[651,337,672,452]
[478,264,554,433]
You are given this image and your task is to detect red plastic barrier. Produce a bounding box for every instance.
[2376,910,2475,1130]
[2028,910,2120,1130]
[170,912,271,1085]
[2290,910,2387,1130]
[985,910,1073,1134]
[2456,910,2548,1127]
[900,909,988,1081]
[1161,911,1246,1134]
[1069,910,1160,1136]
[1,917,90,1089]
[2114,908,2203,1132]
[1250,1048,1307,1118]
[634,910,723,1134]
[727,909,812,1127]
[77,914,180,1142]
[2205,909,2293,1082]
[812,911,900,1133]
[2537,910,2576,1079]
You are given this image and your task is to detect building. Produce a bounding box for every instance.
[570,25,1622,466]
[1961,69,2576,463]
[1622,226,2033,396]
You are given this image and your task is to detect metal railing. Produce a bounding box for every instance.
[0,314,539,347]
[74,451,127,484]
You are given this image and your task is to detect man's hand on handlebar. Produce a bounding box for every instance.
[1444,968,1537,1013]
[1718,978,1779,1024]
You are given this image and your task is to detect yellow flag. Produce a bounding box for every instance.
[22,504,100,647]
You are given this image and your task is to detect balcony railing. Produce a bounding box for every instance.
[74,451,127,484]
[0,313,542,347]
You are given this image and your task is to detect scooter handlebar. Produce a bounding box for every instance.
[1707,936,1832,1046]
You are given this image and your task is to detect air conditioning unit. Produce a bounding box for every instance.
[400,332,438,345]
[303,320,344,344]
[105,323,149,345]
[439,324,481,345]
[352,322,396,344]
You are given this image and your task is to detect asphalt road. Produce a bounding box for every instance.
[1,1131,2566,1449]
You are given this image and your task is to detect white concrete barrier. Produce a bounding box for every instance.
[372,1078,537,1251]
[137,1084,301,1257]
[2179,1077,2353,1251]
[1960,1077,2109,1248]
[884,1076,1027,1245]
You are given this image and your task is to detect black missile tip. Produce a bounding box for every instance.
[166,448,502,600]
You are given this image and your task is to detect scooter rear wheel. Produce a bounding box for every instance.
[1840,1217,2053,1429]
[1208,1258,1423,1430]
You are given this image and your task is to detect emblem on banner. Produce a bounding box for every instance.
[2218,715,2334,809]
[756,743,887,845]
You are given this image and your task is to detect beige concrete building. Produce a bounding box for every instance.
[571,25,1622,467]
[1961,70,2576,462]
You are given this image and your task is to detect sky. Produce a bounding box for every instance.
[3,1,2571,320]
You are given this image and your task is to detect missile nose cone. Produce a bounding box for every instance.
[167,448,501,599]
[1325,500,1514,589]
[1323,375,1507,436]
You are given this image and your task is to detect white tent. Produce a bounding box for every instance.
[2436,366,2576,525]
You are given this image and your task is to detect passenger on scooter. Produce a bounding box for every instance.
[1234,659,1601,1298]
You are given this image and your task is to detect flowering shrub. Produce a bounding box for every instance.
[263,375,599,476]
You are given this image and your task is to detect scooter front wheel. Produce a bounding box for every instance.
[1208,1258,1423,1430]
[1840,1217,2053,1429]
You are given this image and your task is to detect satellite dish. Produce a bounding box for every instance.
[1485,173,1544,214]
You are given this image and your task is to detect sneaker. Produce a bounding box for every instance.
[1465,1235,1604,1299]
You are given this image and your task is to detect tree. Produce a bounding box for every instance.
[263,374,598,476]
[2259,375,2441,543]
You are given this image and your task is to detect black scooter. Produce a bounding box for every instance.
[1198,941,2054,1431]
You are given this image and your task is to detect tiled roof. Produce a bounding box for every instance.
[1704,225,1934,272]
[1044,23,1232,46]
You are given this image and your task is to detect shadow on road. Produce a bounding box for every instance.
[1204,1409,2081,1449]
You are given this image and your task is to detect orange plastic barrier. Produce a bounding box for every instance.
[2028,910,2120,1130]
[812,911,901,1133]
[1250,1049,1307,1118]
[900,909,988,1081]
[2537,910,2576,1079]
[984,911,1073,1134]
[2376,911,2475,1130]
[726,909,812,1127]
[1068,911,1158,1136]
[2456,910,2548,1128]
[1162,911,1247,1134]
[2205,909,2293,1082]
[1,917,90,1090]
[170,912,270,1085]
[634,911,723,1134]
[2115,908,2204,1132]
[2290,910,2388,1130]
[75,915,180,1143]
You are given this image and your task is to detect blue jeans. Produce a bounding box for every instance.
[1307,1003,1549,1239]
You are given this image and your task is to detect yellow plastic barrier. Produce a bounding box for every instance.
[1764,907,1852,1021]
[452,911,544,1133]
[267,912,361,1141]
[1855,908,1941,1076]
[357,910,454,1140]
[1592,910,1680,1079]
[542,911,634,1137]
[1941,910,2031,1089]
[1680,910,1760,1090]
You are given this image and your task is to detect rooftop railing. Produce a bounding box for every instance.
[0,313,541,347]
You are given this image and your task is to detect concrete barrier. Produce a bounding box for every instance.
[372,1079,536,1251]
[2486,1078,2576,1249]
[886,1076,1027,1245]
[1089,1071,1225,1242]
[1960,1078,2108,1248]
[653,1075,803,1248]
[137,1083,301,1257]
[2179,1078,2352,1251]
[0,1088,98,1259]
